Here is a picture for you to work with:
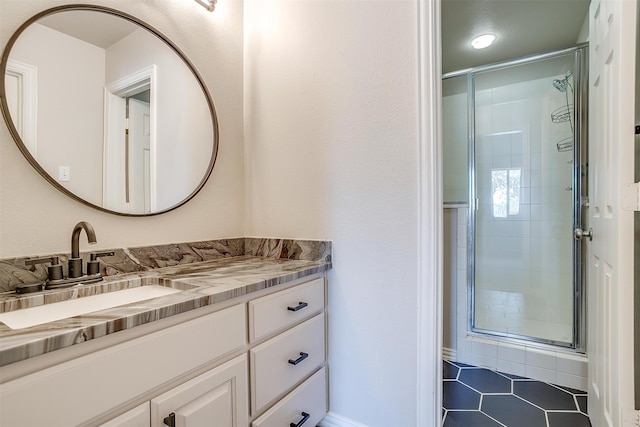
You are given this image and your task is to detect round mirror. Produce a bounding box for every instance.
[0,5,218,216]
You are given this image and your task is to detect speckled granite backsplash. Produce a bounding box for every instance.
[0,238,332,293]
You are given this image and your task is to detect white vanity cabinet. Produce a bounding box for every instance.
[0,274,328,427]
[0,304,247,427]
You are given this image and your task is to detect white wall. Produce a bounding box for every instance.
[244,0,426,425]
[9,22,105,206]
[0,0,244,258]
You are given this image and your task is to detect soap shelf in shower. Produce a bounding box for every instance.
[551,105,574,123]
[556,137,573,152]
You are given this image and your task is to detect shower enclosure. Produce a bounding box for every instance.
[443,46,588,350]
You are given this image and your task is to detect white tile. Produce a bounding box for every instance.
[471,354,498,370]
[498,342,526,364]
[525,365,557,384]
[471,338,498,358]
[525,347,557,370]
[497,359,526,377]
[457,311,468,336]
[457,224,467,248]
[456,273,467,294]
[457,208,468,225]
[456,337,473,363]
[556,372,588,392]
[457,247,467,270]
[556,353,588,377]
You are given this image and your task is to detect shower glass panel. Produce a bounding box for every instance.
[443,76,469,204]
[471,52,580,346]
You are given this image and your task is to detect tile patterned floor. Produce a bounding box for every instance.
[442,360,591,427]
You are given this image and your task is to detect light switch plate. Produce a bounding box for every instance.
[58,166,70,182]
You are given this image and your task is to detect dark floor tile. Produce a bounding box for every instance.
[444,410,504,427]
[514,381,578,410]
[482,395,546,427]
[555,384,588,395]
[548,412,592,427]
[576,395,588,414]
[449,361,476,368]
[443,381,481,410]
[459,368,512,393]
[443,361,460,379]
[498,371,529,380]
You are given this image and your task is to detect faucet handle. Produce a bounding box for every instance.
[89,251,115,261]
[25,256,59,266]
[87,251,115,276]
[25,256,64,282]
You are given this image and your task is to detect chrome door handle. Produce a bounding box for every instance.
[574,227,593,241]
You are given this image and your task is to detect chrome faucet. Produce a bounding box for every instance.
[68,221,97,279]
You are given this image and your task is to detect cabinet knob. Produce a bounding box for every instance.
[290,411,310,427]
[288,352,309,365]
[287,302,308,312]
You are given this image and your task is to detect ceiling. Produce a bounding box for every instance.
[442,0,591,74]
[39,10,138,49]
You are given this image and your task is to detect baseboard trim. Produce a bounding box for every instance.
[443,346,457,361]
[319,412,369,427]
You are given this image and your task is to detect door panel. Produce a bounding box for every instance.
[587,0,637,425]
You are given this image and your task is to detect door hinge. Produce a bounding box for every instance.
[622,409,640,426]
[621,183,640,211]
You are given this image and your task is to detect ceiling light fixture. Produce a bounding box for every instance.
[471,34,496,49]
[195,0,216,11]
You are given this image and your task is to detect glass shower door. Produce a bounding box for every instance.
[471,52,584,347]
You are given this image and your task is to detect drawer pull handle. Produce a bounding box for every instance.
[288,301,308,312]
[290,411,310,427]
[288,352,309,365]
[163,413,175,427]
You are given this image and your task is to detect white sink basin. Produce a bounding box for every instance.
[0,285,181,330]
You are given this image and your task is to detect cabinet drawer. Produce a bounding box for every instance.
[250,313,325,413]
[251,367,327,427]
[249,278,324,342]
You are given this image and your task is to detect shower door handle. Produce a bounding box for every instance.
[574,227,593,241]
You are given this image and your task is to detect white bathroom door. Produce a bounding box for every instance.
[127,98,151,213]
[587,0,637,426]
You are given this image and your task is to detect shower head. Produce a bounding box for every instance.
[552,71,573,92]
[552,79,567,92]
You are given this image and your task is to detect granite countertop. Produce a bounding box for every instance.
[0,255,331,367]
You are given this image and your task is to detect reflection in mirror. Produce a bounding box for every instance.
[1,6,218,215]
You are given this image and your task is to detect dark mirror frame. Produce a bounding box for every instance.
[0,4,219,216]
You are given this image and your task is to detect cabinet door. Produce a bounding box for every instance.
[151,355,248,427]
[100,402,150,427]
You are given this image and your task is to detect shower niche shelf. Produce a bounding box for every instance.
[557,137,574,152]
[551,104,574,123]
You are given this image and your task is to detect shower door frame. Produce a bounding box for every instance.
[445,45,589,352]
